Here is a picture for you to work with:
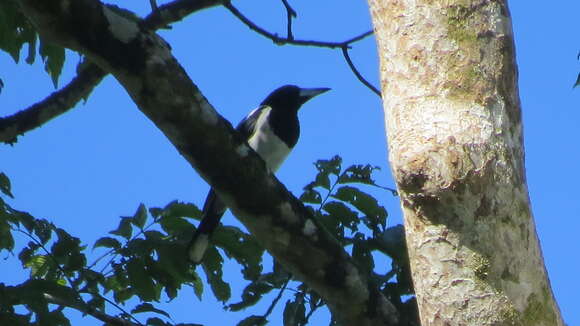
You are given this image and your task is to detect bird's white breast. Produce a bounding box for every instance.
[247,106,291,172]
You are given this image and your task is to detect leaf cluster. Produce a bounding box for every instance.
[0,155,416,326]
[0,0,65,88]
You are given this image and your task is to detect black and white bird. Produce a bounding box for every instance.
[187,85,330,263]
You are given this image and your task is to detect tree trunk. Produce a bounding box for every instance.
[367,0,563,325]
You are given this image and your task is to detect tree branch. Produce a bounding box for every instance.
[280,0,296,40]
[1,0,226,144]
[223,1,371,49]
[17,0,399,324]
[44,293,140,326]
[224,1,381,96]
[0,62,105,144]
[341,46,381,97]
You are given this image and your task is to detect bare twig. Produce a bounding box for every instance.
[224,1,381,96]
[280,0,297,40]
[262,276,292,319]
[341,46,381,96]
[149,0,158,11]
[44,293,139,326]
[224,2,368,49]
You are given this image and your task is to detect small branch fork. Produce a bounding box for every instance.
[224,0,381,97]
[1,0,380,145]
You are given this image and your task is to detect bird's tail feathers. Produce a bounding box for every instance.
[187,190,226,264]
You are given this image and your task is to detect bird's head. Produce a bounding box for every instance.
[261,85,331,112]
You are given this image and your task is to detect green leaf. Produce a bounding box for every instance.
[0,216,15,251]
[338,164,380,186]
[322,201,359,232]
[110,217,133,239]
[93,236,122,250]
[351,237,374,274]
[25,255,51,278]
[192,272,204,300]
[202,247,231,302]
[314,155,342,176]
[159,215,194,236]
[283,295,306,326]
[574,72,580,88]
[332,186,387,230]
[161,201,202,220]
[0,0,37,63]
[39,38,65,87]
[299,187,322,204]
[33,219,53,244]
[127,258,158,301]
[0,173,14,198]
[146,317,169,326]
[131,203,148,229]
[212,226,264,281]
[227,280,273,311]
[237,315,267,326]
[132,303,170,318]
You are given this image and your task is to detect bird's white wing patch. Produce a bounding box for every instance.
[247,106,291,172]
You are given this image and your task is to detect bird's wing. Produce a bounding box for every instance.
[236,105,268,140]
[187,106,267,263]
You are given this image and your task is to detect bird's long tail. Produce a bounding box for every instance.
[187,189,227,263]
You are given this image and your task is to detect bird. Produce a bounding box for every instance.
[187,85,331,263]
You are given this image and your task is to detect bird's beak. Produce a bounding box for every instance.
[299,87,331,104]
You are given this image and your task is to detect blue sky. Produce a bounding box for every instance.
[1,0,579,325]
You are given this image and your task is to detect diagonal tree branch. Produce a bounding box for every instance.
[17,0,399,324]
[0,0,226,144]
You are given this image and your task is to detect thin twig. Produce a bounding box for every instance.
[224,2,369,49]
[262,276,292,318]
[224,1,381,96]
[341,47,381,97]
[280,0,297,40]
[301,299,324,326]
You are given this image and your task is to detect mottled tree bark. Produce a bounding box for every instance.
[368,0,563,325]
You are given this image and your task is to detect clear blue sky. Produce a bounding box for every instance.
[1,0,578,325]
